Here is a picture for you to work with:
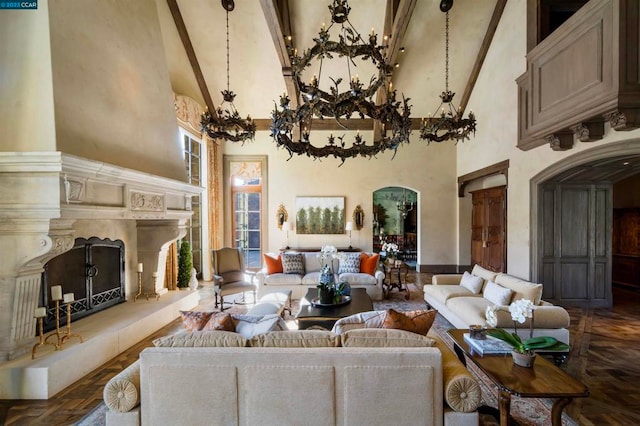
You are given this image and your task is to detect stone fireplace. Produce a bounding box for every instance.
[0,152,202,361]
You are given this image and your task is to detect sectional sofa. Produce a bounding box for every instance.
[423,265,571,344]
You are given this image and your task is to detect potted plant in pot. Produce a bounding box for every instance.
[486,299,569,367]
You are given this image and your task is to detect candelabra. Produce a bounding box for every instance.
[134,270,143,301]
[44,299,63,348]
[32,308,58,359]
[146,272,160,301]
[60,296,83,345]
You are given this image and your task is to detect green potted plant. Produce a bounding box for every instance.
[177,240,192,289]
[486,299,569,367]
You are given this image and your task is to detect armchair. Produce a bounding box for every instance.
[211,247,257,310]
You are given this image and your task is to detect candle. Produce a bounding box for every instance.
[34,307,46,318]
[152,272,158,278]
[51,285,63,301]
[137,263,143,273]
[63,293,74,304]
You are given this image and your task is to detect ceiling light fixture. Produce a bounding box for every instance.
[200,0,255,142]
[268,0,412,164]
[419,0,476,144]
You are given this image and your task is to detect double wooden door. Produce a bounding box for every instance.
[471,186,506,273]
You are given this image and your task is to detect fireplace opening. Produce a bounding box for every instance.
[41,237,125,332]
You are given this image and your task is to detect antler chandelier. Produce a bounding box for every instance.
[419,0,476,143]
[269,0,412,164]
[201,0,255,142]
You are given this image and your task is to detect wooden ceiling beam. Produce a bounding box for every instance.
[459,0,507,114]
[167,0,216,116]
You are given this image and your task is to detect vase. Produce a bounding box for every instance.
[318,288,335,304]
[511,350,536,368]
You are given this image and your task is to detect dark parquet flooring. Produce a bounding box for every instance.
[1,275,639,425]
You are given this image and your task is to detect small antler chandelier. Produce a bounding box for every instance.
[420,0,476,144]
[269,0,412,164]
[201,0,255,142]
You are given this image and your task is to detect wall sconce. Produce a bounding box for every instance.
[282,221,293,249]
[276,204,288,230]
[353,205,364,230]
[345,221,354,249]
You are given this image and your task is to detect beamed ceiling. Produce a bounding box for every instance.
[156,0,505,131]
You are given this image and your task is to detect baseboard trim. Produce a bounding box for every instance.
[418,264,458,273]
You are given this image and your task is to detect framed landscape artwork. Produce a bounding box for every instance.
[295,196,345,234]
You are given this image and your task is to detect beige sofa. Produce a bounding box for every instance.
[104,328,481,426]
[423,265,570,344]
[256,252,385,300]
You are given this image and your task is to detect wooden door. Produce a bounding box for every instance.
[471,186,506,272]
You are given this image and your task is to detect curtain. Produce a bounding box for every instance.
[165,242,178,291]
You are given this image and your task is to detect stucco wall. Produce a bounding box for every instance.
[47,0,186,182]
[0,1,56,151]
[458,0,640,279]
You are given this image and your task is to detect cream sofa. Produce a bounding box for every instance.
[256,252,385,300]
[104,328,481,426]
[423,265,571,345]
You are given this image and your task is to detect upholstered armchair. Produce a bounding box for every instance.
[211,247,257,310]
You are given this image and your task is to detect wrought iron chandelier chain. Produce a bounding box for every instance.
[226,7,230,93]
[444,11,449,93]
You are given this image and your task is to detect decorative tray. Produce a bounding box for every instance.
[311,295,351,307]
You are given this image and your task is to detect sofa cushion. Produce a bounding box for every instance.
[341,328,436,347]
[338,272,377,286]
[423,284,478,305]
[264,272,302,286]
[281,253,305,274]
[446,297,492,326]
[494,273,544,305]
[179,311,214,331]
[153,330,248,347]
[338,252,361,274]
[460,271,484,294]
[471,264,498,287]
[491,305,570,329]
[382,309,437,335]
[250,330,340,347]
[263,254,283,274]
[201,312,235,332]
[302,272,322,285]
[360,253,380,275]
[483,281,513,306]
[330,310,387,334]
[231,314,288,339]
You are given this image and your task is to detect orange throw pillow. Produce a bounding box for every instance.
[381,309,437,335]
[263,254,283,274]
[360,253,380,276]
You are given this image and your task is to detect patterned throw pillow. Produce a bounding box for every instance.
[338,252,361,274]
[381,309,438,335]
[281,253,305,274]
[201,312,235,331]
[179,311,214,331]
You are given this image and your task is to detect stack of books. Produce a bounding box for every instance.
[463,333,512,355]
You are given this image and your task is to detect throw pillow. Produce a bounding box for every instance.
[341,329,436,347]
[459,271,484,294]
[263,254,283,274]
[483,280,513,305]
[179,310,214,331]
[330,310,387,334]
[338,252,361,274]
[152,331,247,347]
[231,314,288,339]
[250,330,340,348]
[359,253,380,276]
[281,253,305,274]
[201,312,235,331]
[381,309,437,335]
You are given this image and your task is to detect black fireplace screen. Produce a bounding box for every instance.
[41,237,125,331]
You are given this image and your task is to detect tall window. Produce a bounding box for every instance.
[227,159,265,270]
[183,133,202,276]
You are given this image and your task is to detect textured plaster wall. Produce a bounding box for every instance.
[47,0,186,182]
[0,1,56,151]
[224,130,458,268]
[458,0,640,279]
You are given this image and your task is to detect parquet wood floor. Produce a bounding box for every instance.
[1,276,639,425]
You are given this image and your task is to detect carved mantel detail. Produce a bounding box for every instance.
[570,120,604,142]
[546,133,574,151]
[130,191,165,212]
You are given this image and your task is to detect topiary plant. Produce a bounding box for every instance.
[177,240,193,288]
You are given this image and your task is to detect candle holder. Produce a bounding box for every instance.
[44,299,64,348]
[60,301,83,345]
[32,314,59,359]
[145,274,160,301]
[134,271,143,301]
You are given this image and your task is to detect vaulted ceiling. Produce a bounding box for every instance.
[155,0,504,130]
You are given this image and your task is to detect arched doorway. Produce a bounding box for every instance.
[531,140,640,308]
[372,187,418,268]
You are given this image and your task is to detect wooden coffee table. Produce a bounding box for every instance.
[295,288,373,330]
[448,329,588,426]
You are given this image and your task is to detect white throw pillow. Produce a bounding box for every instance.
[459,271,484,294]
[232,314,288,339]
[483,280,513,306]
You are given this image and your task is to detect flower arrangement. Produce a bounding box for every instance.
[318,245,338,268]
[486,299,569,355]
[381,242,399,259]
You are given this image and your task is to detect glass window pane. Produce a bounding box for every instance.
[247,193,260,210]
[248,212,260,230]
[248,231,260,248]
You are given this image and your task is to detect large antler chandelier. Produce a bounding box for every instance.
[201,0,255,142]
[269,0,412,164]
[419,0,476,143]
